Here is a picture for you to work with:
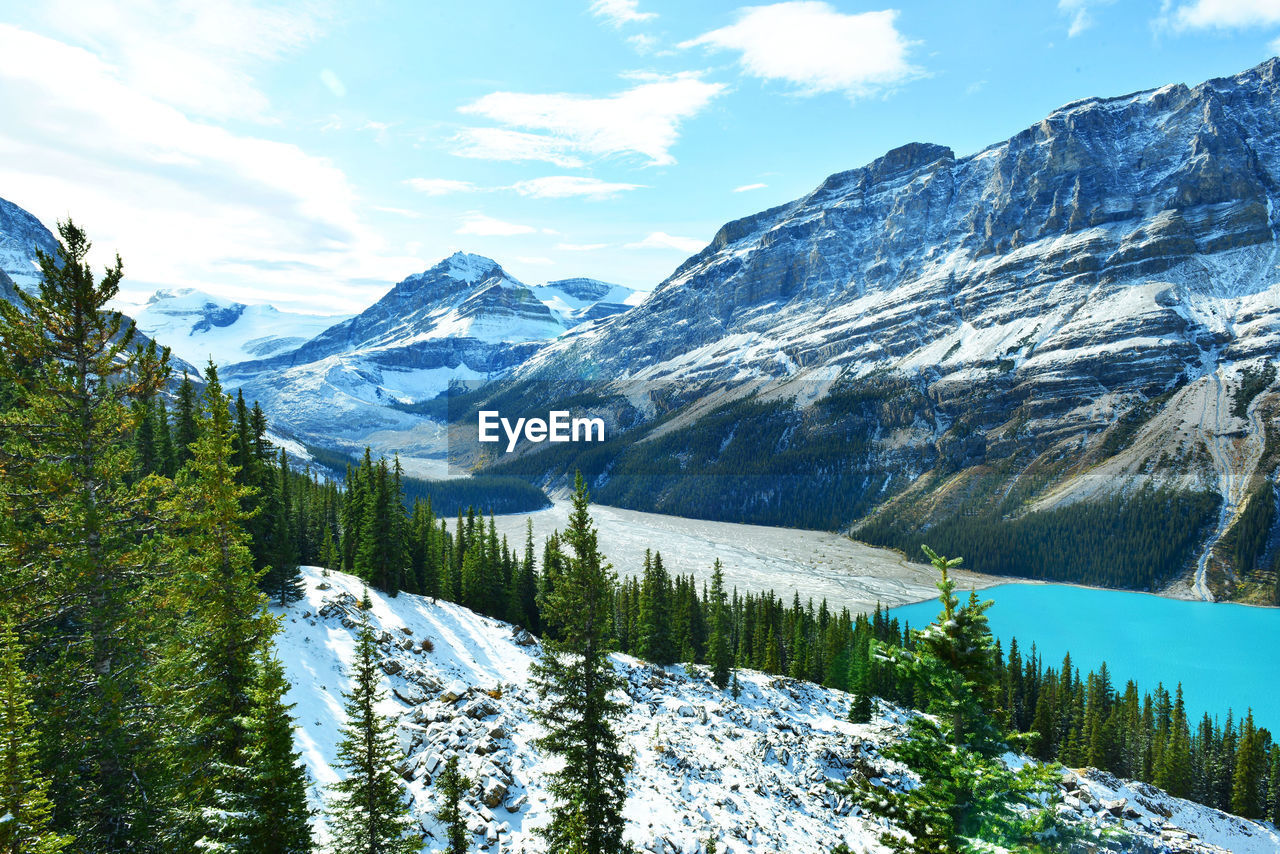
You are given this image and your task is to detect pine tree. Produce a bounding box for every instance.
[1231,709,1266,819]
[327,592,418,854]
[174,371,200,468]
[434,756,470,854]
[0,625,71,854]
[163,362,274,846]
[530,473,630,854]
[234,644,314,853]
[262,449,305,606]
[707,560,732,689]
[0,220,172,849]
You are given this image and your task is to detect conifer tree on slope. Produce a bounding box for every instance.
[0,220,171,849]
[531,473,631,854]
[327,591,418,854]
[218,644,314,854]
[433,756,470,854]
[707,560,732,690]
[0,624,70,854]
[165,362,275,847]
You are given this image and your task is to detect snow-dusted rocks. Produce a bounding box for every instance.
[277,567,1280,853]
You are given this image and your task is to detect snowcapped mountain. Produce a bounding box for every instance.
[279,565,1280,853]
[223,253,644,473]
[0,195,204,381]
[467,58,1280,595]
[0,194,59,293]
[129,287,349,369]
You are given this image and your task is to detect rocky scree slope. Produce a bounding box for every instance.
[277,566,1280,854]
[477,59,1280,594]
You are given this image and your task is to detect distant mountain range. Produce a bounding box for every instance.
[3,58,1278,597]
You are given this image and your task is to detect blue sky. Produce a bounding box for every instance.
[1,0,1279,312]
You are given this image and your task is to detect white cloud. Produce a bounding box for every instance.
[590,0,656,28]
[35,0,327,121]
[451,128,587,168]
[681,2,920,97]
[733,182,767,192]
[404,178,480,195]
[627,33,659,53]
[1163,0,1280,29]
[556,242,609,251]
[456,74,727,167]
[319,68,346,97]
[510,176,643,199]
[1059,0,1115,37]
[0,22,406,314]
[625,231,705,252]
[1272,34,1280,52]
[456,212,536,236]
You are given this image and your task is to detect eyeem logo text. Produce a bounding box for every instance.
[478,410,605,452]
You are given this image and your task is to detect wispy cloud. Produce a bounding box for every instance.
[733,182,767,192]
[1058,0,1115,37]
[625,231,705,252]
[589,0,656,28]
[36,0,328,121]
[511,176,643,199]
[681,2,921,98]
[0,21,407,313]
[319,68,345,97]
[1160,0,1280,30]
[404,178,479,195]
[456,212,536,236]
[455,73,727,167]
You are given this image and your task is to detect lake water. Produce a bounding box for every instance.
[889,583,1280,733]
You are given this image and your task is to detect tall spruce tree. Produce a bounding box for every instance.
[233,645,314,853]
[530,474,631,854]
[327,592,418,854]
[164,363,274,847]
[707,560,732,689]
[0,220,171,849]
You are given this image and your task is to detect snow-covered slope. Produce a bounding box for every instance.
[129,288,348,368]
[277,566,1280,853]
[223,254,645,472]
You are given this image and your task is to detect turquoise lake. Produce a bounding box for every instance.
[888,583,1280,733]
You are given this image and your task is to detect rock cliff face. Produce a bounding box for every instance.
[479,59,1280,595]
[0,195,59,292]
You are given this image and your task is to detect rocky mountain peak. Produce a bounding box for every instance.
[0,195,58,292]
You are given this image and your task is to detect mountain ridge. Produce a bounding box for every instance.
[465,57,1280,600]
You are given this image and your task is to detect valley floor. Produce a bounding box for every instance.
[490,500,1000,615]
